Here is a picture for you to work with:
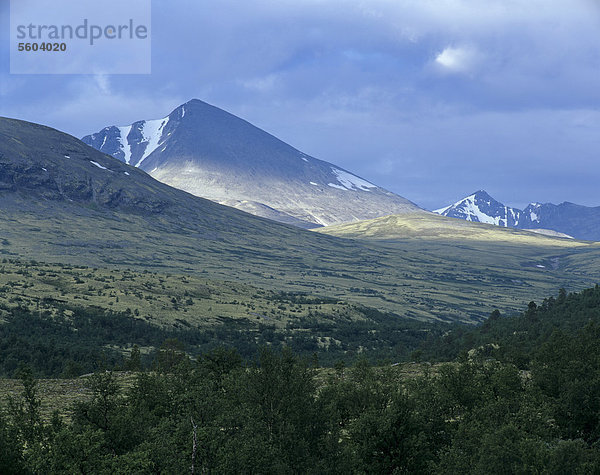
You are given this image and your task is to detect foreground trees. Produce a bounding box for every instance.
[2,340,600,474]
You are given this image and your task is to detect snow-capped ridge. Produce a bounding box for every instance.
[435,190,600,241]
[434,190,521,227]
[433,204,451,214]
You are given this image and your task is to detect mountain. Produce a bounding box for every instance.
[433,190,522,227]
[81,99,420,227]
[435,191,600,241]
[0,117,176,214]
[521,202,600,241]
[0,116,346,253]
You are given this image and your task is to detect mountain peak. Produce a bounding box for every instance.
[176,98,212,113]
[434,190,521,227]
[172,98,242,121]
[437,192,600,240]
[181,98,209,107]
[82,100,421,227]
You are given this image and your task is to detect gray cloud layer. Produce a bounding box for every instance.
[1,0,599,209]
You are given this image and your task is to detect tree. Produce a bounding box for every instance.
[7,366,42,448]
[156,338,187,372]
[216,347,332,473]
[348,392,429,473]
[125,345,142,371]
[0,412,24,474]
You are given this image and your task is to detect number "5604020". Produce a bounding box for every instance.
[18,42,67,52]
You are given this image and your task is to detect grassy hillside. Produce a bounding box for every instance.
[312,212,600,319]
[2,117,600,325]
[314,211,587,244]
[0,258,451,376]
[3,199,600,324]
[0,259,360,329]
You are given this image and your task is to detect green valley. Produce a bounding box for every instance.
[2,116,600,380]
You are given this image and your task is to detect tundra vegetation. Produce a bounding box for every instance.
[2,284,600,473]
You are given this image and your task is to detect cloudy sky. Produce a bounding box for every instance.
[1,0,599,210]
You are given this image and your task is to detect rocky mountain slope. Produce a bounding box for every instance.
[520,202,600,241]
[82,99,420,227]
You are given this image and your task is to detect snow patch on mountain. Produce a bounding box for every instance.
[434,191,523,228]
[524,228,574,239]
[458,194,502,225]
[328,183,347,190]
[90,161,109,170]
[527,203,542,223]
[332,168,376,192]
[135,117,170,167]
[117,125,133,164]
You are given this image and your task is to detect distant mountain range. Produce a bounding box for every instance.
[434,190,600,241]
[82,99,420,228]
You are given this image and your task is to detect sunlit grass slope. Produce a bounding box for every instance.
[315,212,588,246]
